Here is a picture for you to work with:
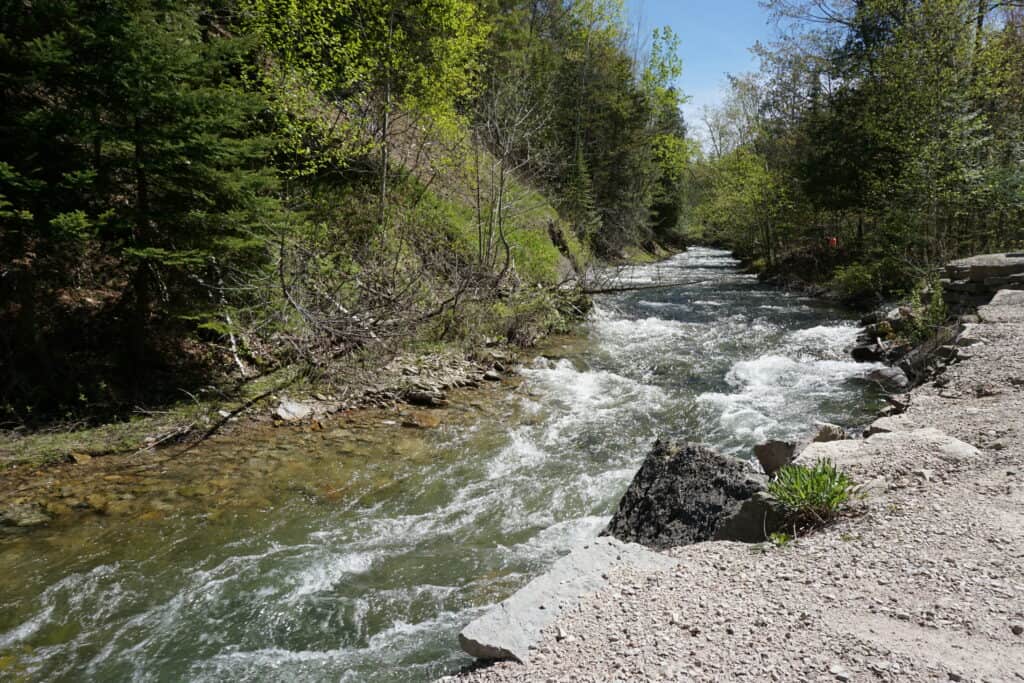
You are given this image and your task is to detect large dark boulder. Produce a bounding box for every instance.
[602,439,777,549]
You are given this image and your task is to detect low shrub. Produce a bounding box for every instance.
[768,460,854,528]
[830,255,916,305]
[905,275,949,344]
[830,263,878,302]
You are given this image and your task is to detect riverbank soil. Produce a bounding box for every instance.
[457,291,1024,682]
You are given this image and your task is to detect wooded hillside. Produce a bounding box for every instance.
[0,0,689,425]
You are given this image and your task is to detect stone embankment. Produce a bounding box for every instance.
[452,284,1024,682]
[852,252,1024,386]
[272,349,515,423]
[943,252,1024,309]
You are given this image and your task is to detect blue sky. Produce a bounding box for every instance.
[627,0,776,131]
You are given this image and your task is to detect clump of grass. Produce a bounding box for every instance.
[768,460,853,528]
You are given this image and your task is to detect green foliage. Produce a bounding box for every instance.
[768,460,854,528]
[769,531,793,547]
[475,0,694,256]
[690,0,1024,285]
[696,146,783,261]
[241,0,489,175]
[905,275,949,344]
[831,263,882,303]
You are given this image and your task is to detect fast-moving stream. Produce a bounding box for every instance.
[0,249,883,682]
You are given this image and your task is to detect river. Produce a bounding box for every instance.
[0,248,883,682]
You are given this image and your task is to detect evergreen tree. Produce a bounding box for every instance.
[1,0,282,413]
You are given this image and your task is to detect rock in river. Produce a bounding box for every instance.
[274,399,314,422]
[0,504,51,528]
[753,439,796,476]
[813,422,847,443]
[867,366,910,390]
[404,388,447,407]
[602,439,778,548]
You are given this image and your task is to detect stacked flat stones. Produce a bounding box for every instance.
[943,253,1024,310]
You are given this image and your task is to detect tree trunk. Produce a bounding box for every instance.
[130,115,150,368]
[379,8,395,228]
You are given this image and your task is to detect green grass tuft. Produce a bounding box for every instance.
[768,460,854,528]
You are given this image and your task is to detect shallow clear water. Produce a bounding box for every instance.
[0,249,883,682]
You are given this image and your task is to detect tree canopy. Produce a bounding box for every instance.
[688,0,1024,301]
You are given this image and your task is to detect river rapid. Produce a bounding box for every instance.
[0,248,884,682]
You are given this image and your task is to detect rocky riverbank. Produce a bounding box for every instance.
[0,347,521,531]
[452,287,1024,682]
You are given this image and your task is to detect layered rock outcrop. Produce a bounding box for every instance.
[943,252,1024,310]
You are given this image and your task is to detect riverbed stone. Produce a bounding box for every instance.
[753,440,796,476]
[713,491,787,543]
[946,253,1024,282]
[793,439,867,470]
[274,399,314,422]
[0,504,51,528]
[813,422,847,443]
[978,289,1024,323]
[852,340,885,363]
[865,413,921,436]
[867,366,910,390]
[404,388,447,407]
[956,324,986,347]
[602,439,768,549]
[458,536,676,662]
[401,411,442,429]
[70,452,94,465]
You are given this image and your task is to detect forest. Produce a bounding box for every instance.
[0,0,689,424]
[691,0,1024,300]
[2,0,1023,429]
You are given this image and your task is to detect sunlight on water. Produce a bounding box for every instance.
[0,248,884,682]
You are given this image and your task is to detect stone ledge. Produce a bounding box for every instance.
[978,289,1024,323]
[458,537,676,663]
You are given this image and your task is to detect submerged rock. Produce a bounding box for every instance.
[602,439,773,549]
[0,504,51,528]
[400,411,442,429]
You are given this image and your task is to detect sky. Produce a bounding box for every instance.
[627,0,777,134]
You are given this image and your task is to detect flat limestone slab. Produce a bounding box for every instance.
[864,413,924,436]
[947,253,1024,282]
[458,537,676,663]
[795,428,979,474]
[978,289,1024,323]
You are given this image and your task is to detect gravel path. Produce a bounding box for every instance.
[455,296,1024,682]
